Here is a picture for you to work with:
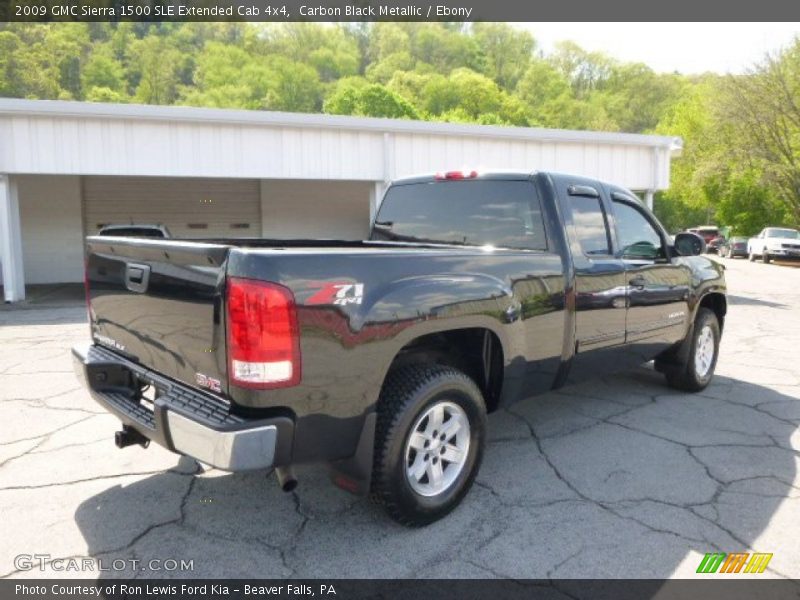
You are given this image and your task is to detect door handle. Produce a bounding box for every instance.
[128,268,144,284]
[125,263,150,293]
[629,275,646,289]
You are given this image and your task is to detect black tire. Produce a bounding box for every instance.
[371,364,486,526]
[762,249,771,264]
[664,308,720,392]
[749,251,756,262]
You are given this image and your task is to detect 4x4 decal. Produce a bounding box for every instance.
[306,282,364,306]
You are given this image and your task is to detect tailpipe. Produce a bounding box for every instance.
[115,425,150,449]
[275,466,298,492]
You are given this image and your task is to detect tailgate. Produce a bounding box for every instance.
[86,237,231,395]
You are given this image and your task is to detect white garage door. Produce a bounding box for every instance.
[84,177,261,239]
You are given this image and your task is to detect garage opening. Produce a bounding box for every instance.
[83,176,261,239]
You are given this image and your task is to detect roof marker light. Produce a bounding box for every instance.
[435,170,479,180]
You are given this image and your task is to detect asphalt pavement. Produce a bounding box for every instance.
[1,256,798,579]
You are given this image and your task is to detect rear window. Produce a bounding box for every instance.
[371,180,547,250]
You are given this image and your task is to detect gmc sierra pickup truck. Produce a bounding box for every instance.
[73,171,726,526]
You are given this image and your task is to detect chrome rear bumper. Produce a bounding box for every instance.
[72,343,293,471]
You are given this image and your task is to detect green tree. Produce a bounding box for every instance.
[598,63,686,133]
[324,82,419,119]
[549,41,614,99]
[129,36,181,104]
[472,23,535,90]
[261,57,322,112]
[81,48,126,96]
[408,24,482,74]
[85,86,128,103]
[0,31,23,97]
[717,42,800,224]
[715,171,790,235]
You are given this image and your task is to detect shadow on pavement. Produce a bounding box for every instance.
[726,294,789,309]
[75,370,798,579]
[0,306,87,326]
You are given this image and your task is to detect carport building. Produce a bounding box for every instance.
[0,99,682,302]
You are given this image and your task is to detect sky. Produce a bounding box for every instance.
[517,23,800,74]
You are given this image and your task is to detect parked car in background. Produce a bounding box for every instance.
[747,227,800,263]
[691,226,720,245]
[720,236,748,258]
[98,224,172,238]
[706,236,726,254]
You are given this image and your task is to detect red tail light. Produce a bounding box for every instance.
[226,277,301,389]
[84,261,94,327]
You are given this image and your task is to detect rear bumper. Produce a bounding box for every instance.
[72,343,293,471]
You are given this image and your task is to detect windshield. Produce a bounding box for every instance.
[765,228,800,239]
[371,180,548,250]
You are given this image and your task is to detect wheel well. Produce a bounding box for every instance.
[699,293,726,331]
[386,329,504,413]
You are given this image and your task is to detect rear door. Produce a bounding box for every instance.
[86,237,230,395]
[608,193,691,358]
[552,176,629,384]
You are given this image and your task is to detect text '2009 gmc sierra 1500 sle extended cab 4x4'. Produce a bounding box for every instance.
[73,170,726,525]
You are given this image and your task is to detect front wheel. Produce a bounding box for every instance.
[664,308,721,392]
[762,249,771,264]
[371,365,486,526]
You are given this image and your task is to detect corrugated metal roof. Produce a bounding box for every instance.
[0,99,682,151]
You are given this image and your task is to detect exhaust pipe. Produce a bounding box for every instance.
[115,425,150,449]
[275,466,298,492]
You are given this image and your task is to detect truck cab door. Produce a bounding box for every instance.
[609,194,691,361]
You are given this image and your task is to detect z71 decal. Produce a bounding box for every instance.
[306,282,365,306]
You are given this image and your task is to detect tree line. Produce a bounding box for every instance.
[0,22,798,234]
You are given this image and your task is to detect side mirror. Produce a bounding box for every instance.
[673,232,706,256]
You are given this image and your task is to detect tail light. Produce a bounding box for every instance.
[226,277,301,389]
[84,260,94,328]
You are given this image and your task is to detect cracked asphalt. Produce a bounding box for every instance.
[1,257,799,580]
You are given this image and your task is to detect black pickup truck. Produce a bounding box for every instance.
[73,171,726,525]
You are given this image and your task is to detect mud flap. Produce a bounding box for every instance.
[328,412,376,496]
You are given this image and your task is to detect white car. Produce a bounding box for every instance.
[747,227,800,263]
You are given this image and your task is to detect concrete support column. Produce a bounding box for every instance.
[0,175,25,302]
[644,190,654,211]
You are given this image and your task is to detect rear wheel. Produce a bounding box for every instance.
[749,250,756,261]
[371,365,486,526]
[664,308,720,392]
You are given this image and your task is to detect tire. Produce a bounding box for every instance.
[749,250,756,262]
[762,249,771,264]
[371,364,486,526]
[664,308,721,392]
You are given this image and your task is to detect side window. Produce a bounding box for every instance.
[613,201,664,260]
[569,197,611,255]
